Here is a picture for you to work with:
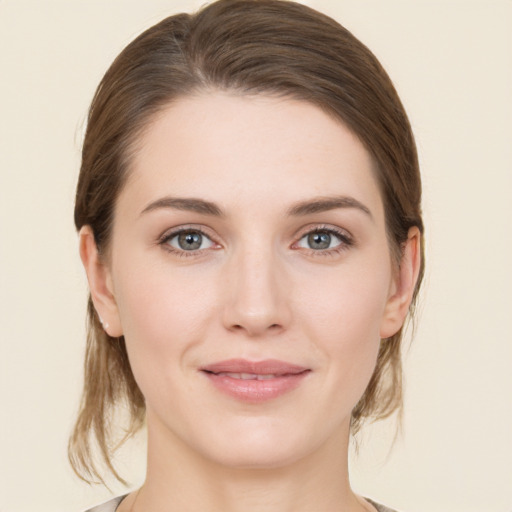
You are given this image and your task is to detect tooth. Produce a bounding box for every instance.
[223,372,241,379]
[216,372,278,380]
[220,372,258,379]
[257,374,276,380]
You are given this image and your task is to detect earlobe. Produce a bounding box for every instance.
[79,226,123,337]
[379,227,422,339]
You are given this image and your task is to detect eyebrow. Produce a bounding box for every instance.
[140,194,372,219]
[140,197,224,217]
[286,195,373,219]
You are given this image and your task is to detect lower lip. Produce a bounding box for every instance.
[202,371,310,403]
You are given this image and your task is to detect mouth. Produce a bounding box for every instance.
[210,372,284,381]
[200,359,311,403]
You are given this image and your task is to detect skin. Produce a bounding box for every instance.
[80,93,421,512]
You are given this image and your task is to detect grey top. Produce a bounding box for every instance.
[85,495,400,512]
[85,495,126,512]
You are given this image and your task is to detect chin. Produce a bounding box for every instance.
[207,440,306,470]
[194,416,324,470]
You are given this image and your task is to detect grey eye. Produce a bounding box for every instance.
[307,232,332,250]
[297,230,344,250]
[167,231,214,251]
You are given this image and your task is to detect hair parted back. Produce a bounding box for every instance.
[70,0,424,486]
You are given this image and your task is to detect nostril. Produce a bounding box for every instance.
[228,322,282,335]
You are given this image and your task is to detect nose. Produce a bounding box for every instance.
[221,246,291,337]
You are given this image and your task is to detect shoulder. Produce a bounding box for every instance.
[366,498,402,512]
[83,495,127,512]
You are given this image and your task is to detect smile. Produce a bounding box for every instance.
[200,359,311,403]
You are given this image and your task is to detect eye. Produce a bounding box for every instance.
[296,228,351,251]
[164,229,215,252]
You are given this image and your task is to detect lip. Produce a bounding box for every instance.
[200,359,310,403]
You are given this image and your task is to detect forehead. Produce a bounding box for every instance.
[121,92,383,220]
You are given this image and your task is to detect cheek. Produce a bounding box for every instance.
[112,262,216,393]
[115,251,214,333]
[297,261,391,343]
[295,261,391,391]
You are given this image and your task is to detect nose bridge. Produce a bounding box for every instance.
[223,238,290,336]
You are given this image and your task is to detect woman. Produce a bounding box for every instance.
[70,0,424,511]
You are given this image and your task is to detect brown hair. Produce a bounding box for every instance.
[70,0,424,486]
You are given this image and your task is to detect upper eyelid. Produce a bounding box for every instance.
[294,223,353,240]
[158,224,217,243]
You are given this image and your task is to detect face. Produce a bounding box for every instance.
[90,93,412,470]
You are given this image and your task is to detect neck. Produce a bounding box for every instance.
[130,412,369,512]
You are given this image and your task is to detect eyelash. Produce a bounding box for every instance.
[158,225,219,258]
[157,225,354,258]
[293,225,354,256]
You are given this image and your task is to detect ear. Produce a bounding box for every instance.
[79,226,123,337]
[380,227,422,339]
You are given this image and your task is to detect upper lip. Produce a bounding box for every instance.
[200,359,309,376]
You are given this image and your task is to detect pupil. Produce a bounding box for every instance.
[179,232,202,250]
[308,232,331,249]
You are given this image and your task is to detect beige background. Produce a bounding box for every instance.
[0,1,511,511]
